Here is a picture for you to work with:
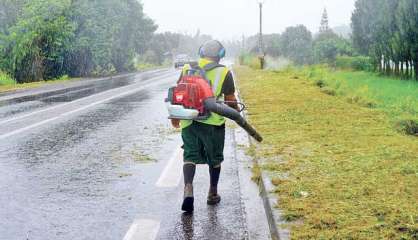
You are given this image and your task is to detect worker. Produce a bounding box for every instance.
[171,40,239,213]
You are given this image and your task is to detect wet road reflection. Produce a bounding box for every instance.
[181,213,195,240]
[0,74,177,239]
[0,70,168,119]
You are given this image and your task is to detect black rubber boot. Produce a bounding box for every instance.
[182,183,194,212]
[207,165,221,205]
[207,186,221,205]
[182,164,195,212]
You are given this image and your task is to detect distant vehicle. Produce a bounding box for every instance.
[174,54,191,68]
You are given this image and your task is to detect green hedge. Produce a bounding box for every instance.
[336,56,373,71]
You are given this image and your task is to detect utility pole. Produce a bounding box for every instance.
[257,0,265,69]
[259,2,263,55]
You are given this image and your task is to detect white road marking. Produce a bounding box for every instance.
[123,219,160,240]
[155,147,183,188]
[0,74,174,140]
[0,72,174,126]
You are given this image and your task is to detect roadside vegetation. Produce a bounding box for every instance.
[352,0,418,79]
[0,73,77,92]
[0,70,15,86]
[237,1,418,238]
[0,0,220,90]
[0,0,157,83]
[236,66,418,239]
[304,66,418,135]
[240,0,418,82]
[239,9,353,70]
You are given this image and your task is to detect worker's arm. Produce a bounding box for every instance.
[222,71,240,111]
[171,119,180,128]
[224,94,239,111]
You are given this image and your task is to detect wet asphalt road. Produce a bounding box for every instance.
[0,70,270,240]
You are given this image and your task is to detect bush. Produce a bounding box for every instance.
[0,70,15,86]
[395,119,418,136]
[239,53,262,70]
[336,56,373,71]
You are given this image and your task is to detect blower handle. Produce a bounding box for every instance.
[204,98,263,142]
[221,101,246,112]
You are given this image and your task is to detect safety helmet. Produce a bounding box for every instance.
[198,40,226,60]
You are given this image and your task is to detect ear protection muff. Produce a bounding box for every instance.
[218,47,226,59]
[214,40,226,59]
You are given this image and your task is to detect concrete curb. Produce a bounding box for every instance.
[232,128,271,240]
[253,153,290,240]
[258,168,281,240]
[246,136,288,240]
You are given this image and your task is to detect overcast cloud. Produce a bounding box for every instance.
[141,0,356,40]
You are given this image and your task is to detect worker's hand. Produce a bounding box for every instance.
[225,94,240,111]
[171,119,180,128]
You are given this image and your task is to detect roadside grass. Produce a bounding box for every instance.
[0,72,81,93]
[0,70,17,91]
[135,58,171,71]
[235,66,418,239]
[136,62,161,71]
[303,66,418,135]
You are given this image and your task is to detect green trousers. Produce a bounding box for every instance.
[181,121,225,167]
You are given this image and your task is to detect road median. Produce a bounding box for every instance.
[235,66,418,239]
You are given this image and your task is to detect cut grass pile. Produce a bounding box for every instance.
[303,66,418,135]
[235,66,418,239]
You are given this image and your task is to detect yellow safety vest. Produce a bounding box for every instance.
[180,58,229,129]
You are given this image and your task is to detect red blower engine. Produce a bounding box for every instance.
[166,70,214,120]
[166,66,263,142]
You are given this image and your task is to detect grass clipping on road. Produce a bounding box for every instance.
[235,66,418,239]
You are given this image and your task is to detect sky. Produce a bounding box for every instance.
[141,0,356,41]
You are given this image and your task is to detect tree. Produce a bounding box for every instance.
[351,0,418,79]
[3,0,75,82]
[279,25,313,65]
[1,0,157,82]
[0,0,27,35]
[319,8,330,33]
[351,0,380,56]
[263,34,281,57]
[397,0,418,80]
[66,0,156,76]
[313,8,354,64]
[313,38,338,64]
[148,32,181,65]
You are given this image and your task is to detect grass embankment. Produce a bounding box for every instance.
[0,72,77,93]
[236,66,418,239]
[305,67,418,135]
[0,70,17,92]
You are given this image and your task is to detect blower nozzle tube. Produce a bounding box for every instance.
[204,98,263,142]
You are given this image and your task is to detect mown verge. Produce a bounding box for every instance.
[235,66,418,239]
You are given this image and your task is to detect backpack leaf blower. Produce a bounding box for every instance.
[165,65,263,143]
